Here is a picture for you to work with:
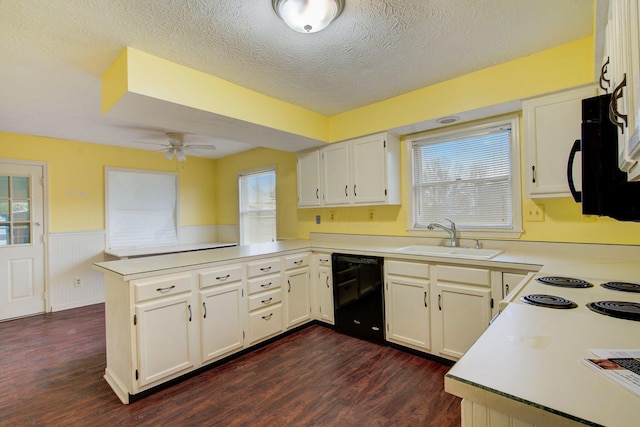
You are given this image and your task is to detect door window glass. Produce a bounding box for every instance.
[0,175,32,246]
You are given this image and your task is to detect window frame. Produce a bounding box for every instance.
[406,115,523,239]
[238,165,277,246]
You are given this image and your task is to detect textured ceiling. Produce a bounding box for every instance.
[0,0,595,159]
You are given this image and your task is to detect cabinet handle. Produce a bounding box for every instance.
[599,57,610,92]
[261,297,273,304]
[216,274,230,281]
[203,302,207,319]
[438,294,442,311]
[288,280,291,293]
[294,260,303,265]
[156,285,176,293]
[319,258,329,263]
[505,284,510,295]
[260,282,272,289]
[344,185,348,197]
[531,165,536,183]
[424,291,428,308]
[260,266,272,272]
[188,304,192,322]
[610,73,628,133]
[316,188,319,199]
[262,313,273,320]
[353,184,357,197]
[326,276,329,288]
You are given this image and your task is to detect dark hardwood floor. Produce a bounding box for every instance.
[0,304,461,426]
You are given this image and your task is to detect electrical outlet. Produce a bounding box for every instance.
[525,205,545,222]
[74,277,82,287]
[329,210,335,221]
[368,209,375,220]
[315,215,321,224]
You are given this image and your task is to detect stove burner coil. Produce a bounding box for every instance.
[601,282,640,293]
[535,276,593,288]
[520,294,578,309]
[586,301,640,321]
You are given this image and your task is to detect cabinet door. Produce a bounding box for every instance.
[523,84,597,198]
[502,272,527,299]
[318,266,334,324]
[135,293,196,387]
[297,150,322,207]
[435,283,491,360]
[284,267,311,329]
[322,143,350,205]
[199,282,244,364]
[386,276,430,352]
[351,134,387,204]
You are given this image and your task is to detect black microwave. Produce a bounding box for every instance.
[567,94,640,221]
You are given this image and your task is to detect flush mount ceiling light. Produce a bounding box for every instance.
[272,0,345,33]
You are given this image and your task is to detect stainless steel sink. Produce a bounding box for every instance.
[395,245,503,260]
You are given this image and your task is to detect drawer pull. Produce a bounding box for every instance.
[260,282,272,289]
[294,260,303,265]
[216,274,231,281]
[262,313,273,320]
[156,285,176,293]
[319,258,329,263]
[260,266,272,272]
[261,297,273,305]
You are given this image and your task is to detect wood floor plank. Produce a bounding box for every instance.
[0,304,461,426]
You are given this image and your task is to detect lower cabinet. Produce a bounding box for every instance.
[385,260,431,353]
[246,257,283,345]
[432,265,492,360]
[315,253,334,324]
[284,253,311,329]
[198,265,245,364]
[132,272,197,389]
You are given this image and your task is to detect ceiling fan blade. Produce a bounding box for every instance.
[185,144,216,150]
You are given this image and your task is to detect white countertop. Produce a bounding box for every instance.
[104,242,237,259]
[445,303,640,427]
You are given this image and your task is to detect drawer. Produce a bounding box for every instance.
[248,274,282,295]
[284,252,310,270]
[247,257,281,278]
[386,260,430,278]
[435,265,491,287]
[248,288,282,311]
[248,304,283,344]
[199,265,243,289]
[316,253,332,267]
[133,273,192,303]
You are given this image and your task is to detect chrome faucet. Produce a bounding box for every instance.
[427,218,458,247]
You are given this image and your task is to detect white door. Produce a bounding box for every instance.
[0,162,45,320]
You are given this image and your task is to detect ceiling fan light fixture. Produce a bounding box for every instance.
[164,147,175,160]
[272,0,344,33]
[175,148,187,162]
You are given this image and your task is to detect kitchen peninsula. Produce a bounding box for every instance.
[94,234,640,426]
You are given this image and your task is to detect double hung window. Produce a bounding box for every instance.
[239,167,276,245]
[408,116,522,237]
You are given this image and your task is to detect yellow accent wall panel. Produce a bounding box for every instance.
[0,132,216,233]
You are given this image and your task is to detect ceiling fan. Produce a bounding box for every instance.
[137,132,217,161]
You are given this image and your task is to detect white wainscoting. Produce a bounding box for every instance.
[48,231,106,312]
[47,225,236,312]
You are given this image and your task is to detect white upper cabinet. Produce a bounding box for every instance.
[296,150,322,207]
[605,0,640,180]
[523,84,598,198]
[297,132,401,208]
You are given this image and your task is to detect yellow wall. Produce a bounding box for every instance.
[214,147,298,240]
[0,132,216,233]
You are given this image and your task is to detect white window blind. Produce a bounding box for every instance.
[106,169,179,249]
[239,168,276,245]
[411,122,514,230]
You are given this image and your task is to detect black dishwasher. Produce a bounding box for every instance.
[332,253,384,343]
